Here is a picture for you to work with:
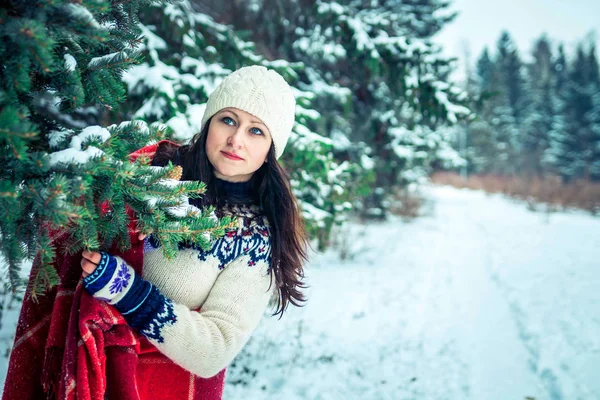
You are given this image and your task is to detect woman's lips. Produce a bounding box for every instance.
[221,151,244,161]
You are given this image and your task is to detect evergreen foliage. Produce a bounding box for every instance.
[1,0,473,293]
[464,30,600,183]
[0,0,234,297]
[200,0,470,217]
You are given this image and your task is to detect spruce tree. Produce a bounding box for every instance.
[468,47,499,174]
[521,35,554,177]
[493,31,528,173]
[290,0,469,215]
[588,89,600,181]
[547,44,595,181]
[201,0,470,217]
[584,44,600,181]
[569,45,593,179]
[0,0,233,297]
[543,44,573,179]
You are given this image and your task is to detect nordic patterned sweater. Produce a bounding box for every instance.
[82,178,274,378]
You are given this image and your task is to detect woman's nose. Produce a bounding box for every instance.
[227,127,244,149]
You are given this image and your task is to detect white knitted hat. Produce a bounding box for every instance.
[201,65,296,159]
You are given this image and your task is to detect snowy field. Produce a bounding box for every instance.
[1,184,599,399]
[225,184,600,400]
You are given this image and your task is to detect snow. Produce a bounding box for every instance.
[47,145,103,166]
[299,200,332,228]
[294,124,334,146]
[166,103,206,142]
[299,68,351,101]
[294,36,347,63]
[224,184,600,399]
[66,4,101,30]
[165,204,202,218]
[433,87,471,123]
[182,32,196,48]
[263,60,297,72]
[295,104,320,121]
[180,57,228,81]
[136,96,169,120]
[328,130,351,151]
[76,125,111,144]
[88,51,128,70]
[317,1,345,16]
[122,59,179,99]
[48,128,74,148]
[373,31,409,54]
[360,153,375,170]
[63,54,77,72]
[47,125,110,166]
[139,24,167,51]
[2,184,599,399]
[346,16,376,53]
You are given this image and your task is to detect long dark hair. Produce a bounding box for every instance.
[153,118,308,317]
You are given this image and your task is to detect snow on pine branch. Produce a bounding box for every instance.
[293,124,334,147]
[64,54,77,72]
[434,89,471,124]
[298,200,332,228]
[65,3,102,30]
[48,125,110,166]
[88,51,131,70]
[138,24,167,51]
[317,1,345,16]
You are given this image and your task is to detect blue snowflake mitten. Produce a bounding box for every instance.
[82,252,177,343]
[82,252,134,304]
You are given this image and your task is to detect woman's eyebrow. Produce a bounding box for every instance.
[222,109,266,126]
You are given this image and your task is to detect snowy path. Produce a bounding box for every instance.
[1,184,598,399]
[224,185,600,400]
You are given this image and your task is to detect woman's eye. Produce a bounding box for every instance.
[222,117,235,125]
[250,127,264,136]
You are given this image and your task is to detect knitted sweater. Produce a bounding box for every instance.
[82,180,274,378]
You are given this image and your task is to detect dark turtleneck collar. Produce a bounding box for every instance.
[214,177,256,205]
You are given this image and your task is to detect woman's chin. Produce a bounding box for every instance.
[214,169,252,182]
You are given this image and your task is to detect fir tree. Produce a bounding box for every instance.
[546,44,596,181]
[569,45,594,179]
[493,31,528,173]
[584,44,600,181]
[468,46,500,174]
[521,35,555,177]
[477,47,495,95]
[588,89,600,181]
[201,0,469,217]
[0,0,233,296]
[292,0,469,216]
[543,44,573,179]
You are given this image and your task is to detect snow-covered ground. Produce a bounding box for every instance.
[224,184,600,400]
[1,184,599,399]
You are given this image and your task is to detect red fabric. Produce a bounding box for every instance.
[2,141,226,400]
[128,140,180,163]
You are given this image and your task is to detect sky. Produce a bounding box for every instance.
[433,0,600,83]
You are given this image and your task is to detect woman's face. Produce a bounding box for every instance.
[205,107,272,182]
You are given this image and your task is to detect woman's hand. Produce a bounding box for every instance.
[81,252,137,306]
[81,223,150,279]
[133,226,152,241]
[81,250,102,278]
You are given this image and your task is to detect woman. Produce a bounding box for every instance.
[83,65,308,395]
[3,65,308,400]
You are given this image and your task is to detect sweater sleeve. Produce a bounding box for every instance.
[82,250,274,378]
